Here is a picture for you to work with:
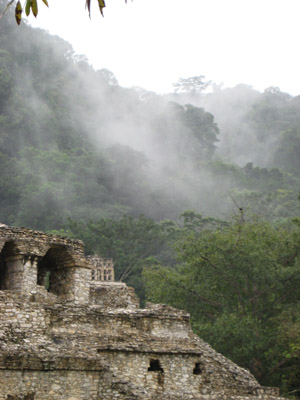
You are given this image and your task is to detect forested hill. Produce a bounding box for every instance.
[1,6,300,230]
[2,5,300,396]
[0,9,222,228]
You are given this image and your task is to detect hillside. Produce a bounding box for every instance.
[1,5,300,231]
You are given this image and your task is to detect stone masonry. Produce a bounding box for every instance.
[0,224,287,400]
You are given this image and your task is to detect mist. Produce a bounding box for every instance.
[1,5,300,231]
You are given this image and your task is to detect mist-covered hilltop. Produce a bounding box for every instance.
[167,82,300,170]
[1,5,300,230]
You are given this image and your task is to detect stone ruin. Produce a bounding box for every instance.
[0,224,287,400]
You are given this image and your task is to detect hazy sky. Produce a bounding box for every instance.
[30,0,300,95]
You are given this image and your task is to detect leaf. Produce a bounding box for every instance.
[15,1,22,25]
[41,0,49,7]
[31,0,38,17]
[25,0,31,16]
[85,0,91,17]
[98,0,106,16]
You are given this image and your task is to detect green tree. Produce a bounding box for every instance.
[167,102,219,161]
[59,215,180,304]
[273,128,300,176]
[143,217,300,395]
[173,76,212,95]
[0,49,12,112]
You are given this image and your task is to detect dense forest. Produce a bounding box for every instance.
[1,3,300,397]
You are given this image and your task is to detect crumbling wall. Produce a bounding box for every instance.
[0,226,85,257]
[0,369,286,400]
[0,226,91,302]
[0,370,101,400]
[0,290,285,400]
[87,256,115,282]
[90,282,139,309]
[0,225,288,400]
[96,351,273,398]
[37,247,75,297]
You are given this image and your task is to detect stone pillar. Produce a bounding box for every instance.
[3,255,24,293]
[73,267,91,304]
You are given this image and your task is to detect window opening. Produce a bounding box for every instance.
[148,359,164,373]
[87,256,115,281]
[37,247,71,296]
[193,362,202,375]
[104,269,112,281]
[37,260,52,292]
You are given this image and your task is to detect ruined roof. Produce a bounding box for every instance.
[0,224,85,258]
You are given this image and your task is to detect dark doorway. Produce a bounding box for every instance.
[37,247,72,296]
[193,362,202,375]
[148,359,164,373]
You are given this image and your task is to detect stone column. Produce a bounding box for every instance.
[73,267,91,304]
[4,255,24,293]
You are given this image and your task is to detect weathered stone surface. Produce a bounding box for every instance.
[0,224,287,400]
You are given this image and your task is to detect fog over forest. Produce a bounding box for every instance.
[1,3,300,396]
[1,4,300,228]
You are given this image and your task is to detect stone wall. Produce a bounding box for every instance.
[0,290,287,400]
[0,226,88,302]
[90,282,139,308]
[87,256,115,281]
[0,224,288,400]
[0,226,85,257]
[0,226,135,307]
[0,370,102,400]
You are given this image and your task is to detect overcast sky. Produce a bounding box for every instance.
[30,0,300,95]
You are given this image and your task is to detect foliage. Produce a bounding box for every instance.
[0,0,128,24]
[274,129,300,176]
[1,11,300,225]
[55,215,180,304]
[173,76,212,95]
[85,0,106,18]
[143,217,300,396]
[166,102,219,161]
[179,210,228,232]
